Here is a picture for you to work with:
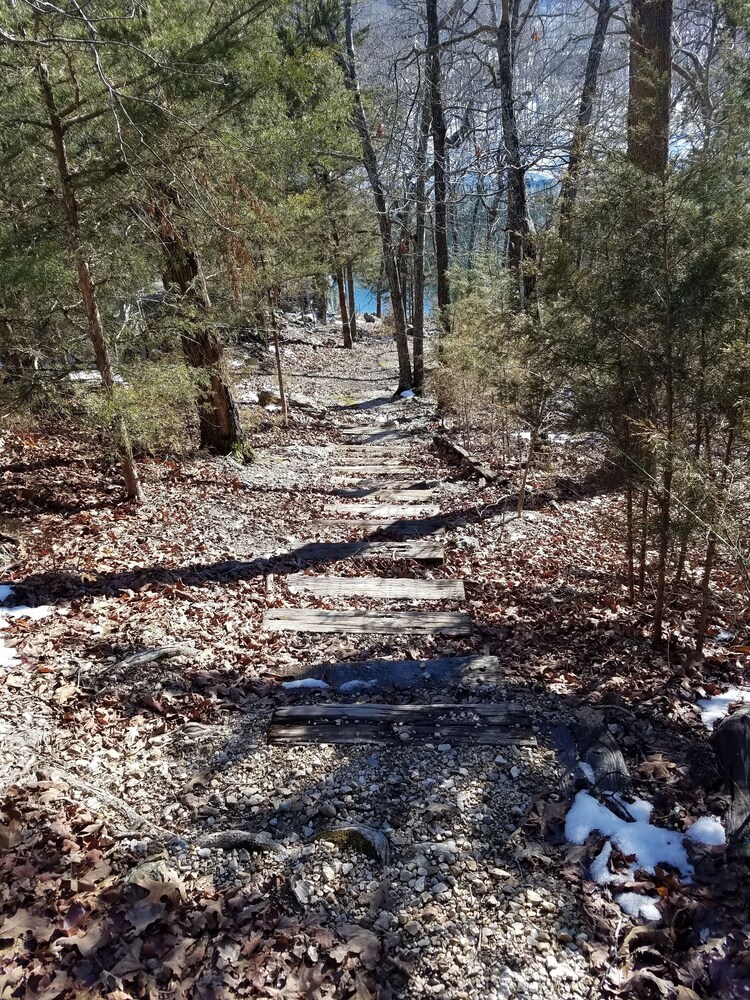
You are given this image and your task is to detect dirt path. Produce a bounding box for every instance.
[0,325,597,999]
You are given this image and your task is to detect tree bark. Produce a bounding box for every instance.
[413,92,432,395]
[330,0,412,390]
[628,0,673,174]
[336,268,352,349]
[346,264,358,342]
[426,0,450,328]
[149,190,244,454]
[559,0,614,238]
[495,0,535,301]
[268,291,288,427]
[37,60,144,502]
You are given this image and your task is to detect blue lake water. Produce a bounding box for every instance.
[349,280,433,317]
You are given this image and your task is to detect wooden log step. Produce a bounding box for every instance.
[313,519,445,538]
[329,465,423,475]
[331,488,435,501]
[339,424,401,435]
[327,502,440,517]
[263,609,471,635]
[334,446,414,458]
[280,654,502,690]
[268,703,536,746]
[285,575,465,600]
[290,538,444,563]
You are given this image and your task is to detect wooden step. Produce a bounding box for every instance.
[290,538,444,563]
[333,446,414,458]
[280,654,502,690]
[263,609,471,635]
[332,488,435,501]
[268,703,536,746]
[327,502,440,518]
[313,519,445,538]
[329,465,423,475]
[285,575,465,600]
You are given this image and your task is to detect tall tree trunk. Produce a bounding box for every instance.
[149,190,244,454]
[346,264,358,342]
[37,60,144,502]
[628,0,673,174]
[268,290,288,427]
[413,92,432,395]
[495,0,535,301]
[330,0,412,391]
[336,268,352,349]
[426,0,451,328]
[559,0,614,238]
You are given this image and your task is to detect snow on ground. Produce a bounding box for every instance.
[566,791,725,922]
[281,678,330,691]
[0,585,54,667]
[697,687,750,729]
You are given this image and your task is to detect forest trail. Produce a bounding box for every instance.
[262,414,536,748]
[4,323,745,1000]
[0,325,598,999]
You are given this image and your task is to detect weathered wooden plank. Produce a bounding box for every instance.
[270,724,536,745]
[290,539,444,563]
[333,446,414,459]
[280,654,502,690]
[285,575,465,600]
[263,609,471,634]
[326,502,440,518]
[312,519,445,538]
[332,488,435,501]
[268,703,535,746]
[329,465,423,475]
[274,703,526,721]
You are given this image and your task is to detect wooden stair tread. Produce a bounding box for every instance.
[289,539,444,563]
[312,519,445,537]
[285,575,465,599]
[263,609,471,634]
[326,503,440,517]
[329,465,423,475]
[268,702,535,745]
[331,488,435,501]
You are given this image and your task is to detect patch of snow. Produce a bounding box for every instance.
[685,816,726,846]
[400,389,415,399]
[566,791,692,880]
[70,370,125,384]
[281,678,330,691]
[338,679,378,693]
[578,761,595,784]
[715,629,735,644]
[697,687,750,729]
[615,893,662,922]
[2,604,53,621]
[0,585,13,603]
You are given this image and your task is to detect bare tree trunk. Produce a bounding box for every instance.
[559,0,614,237]
[336,268,352,349]
[628,0,673,174]
[426,0,450,328]
[626,487,636,604]
[346,264,358,342]
[330,0,412,391]
[638,487,649,593]
[495,0,535,301]
[268,291,288,427]
[37,60,144,502]
[413,92,431,396]
[149,189,244,454]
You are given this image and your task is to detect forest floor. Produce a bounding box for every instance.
[0,321,749,1000]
